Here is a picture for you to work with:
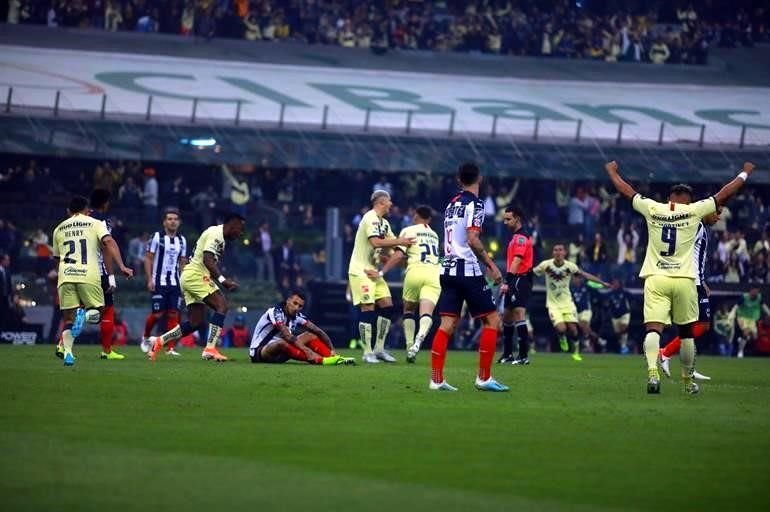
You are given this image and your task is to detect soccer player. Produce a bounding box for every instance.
[604,160,754,394]
[659,211,721,380]
[367,206,440,363]
[498,205,534,365]
[347,190,415,364]
[140,208,188,357]
[607,278,632,355]
[249,290,354,365]
[429,162,507,392]
[147,214,246,362]
[533,244,609,362]
[735,285,770,358]
[571,274,598,353]
[713,302,737,356]
[52,195,133,366]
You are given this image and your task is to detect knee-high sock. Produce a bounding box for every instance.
[284,343,321,364]
[403,312,416,349]
[143,312,160,338]
[165,311,180,350]
[100,305,115,354]
[160,321,194,346]
[502,322,515,357]
[619,332,629,349]
[478,327,497,381]
[307,337,333,357]
[358,310,375,355]
[431,328,450,383]
[643,331,661,371]
[62,323,74,354]
[206,312,226,349]
[415,314,433,350]
[680,337,696,379]
[374,307,393,353]
[516,321,530,358]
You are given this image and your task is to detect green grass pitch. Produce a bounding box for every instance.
[1,345,768,512]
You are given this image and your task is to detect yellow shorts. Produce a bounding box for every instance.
[643,275,698,325]
[402,266,441,305]
[349,273,391,306]
[612,313,631,332]
[58,282,104,310]
[737,317,758,338]
[547,302,578,326]
[180,267,219,306]
[578,309,593,324]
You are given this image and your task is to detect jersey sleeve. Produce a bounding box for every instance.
[691,197,718,218]
[267,307,285,326]
[466,199,485,231]
[510,235,528,257]
[146,232,160,254]
[202,230,224,258]
[364,212,381,239]
[395,228,408,254]
[180,236,188,258]
[94,219,111,241]
[532,261,546,276]
[567,260,582,275]
[631,194,655,218]
[384,219,396,240]
[296,313,308,327]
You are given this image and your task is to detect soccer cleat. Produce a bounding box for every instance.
[571,352,583,362]
[511,357,530,365]
[362,352,380,364]
[659,353,671,378]
[474,377,510,392]
[100,350,125,360]
[202,347,228,362]
[147,337,163,361]
[647,368,661,394]
[684,379,700,394]
[322,355,355,366]
[374,350,397,363]
[693,370,711,381]
[406,348,418,364]
[140,337,152,354]
[620,345,631,355]
[166,348,181,357]
[429,380,458,391]
[55,343,64,359]
[737,350,744,359]
[497,354,515,364]
[336,356,356,365]
[71,308,86,338]
[559,337,569,352]
[63,352,75,367]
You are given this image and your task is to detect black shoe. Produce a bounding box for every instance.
[406,353,416,364]
[511,357,530,365]
[497,354,514,364]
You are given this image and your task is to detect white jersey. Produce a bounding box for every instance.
[442,190,485,277]
[89,210,111,276]
[693,222,708,286]
[249,304,308,352]
[147,231,187,288]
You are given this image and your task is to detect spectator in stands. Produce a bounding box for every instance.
[223,314,250,348]
[753,229,770,256]
[568,186,590,231]
[649,37,671,64]
[568,234,585,267]
[118,176,142,209]
[587,232,608,278]
[143,167,159,224]
[724,252,746,283]
[372,175,394,197]
[616,224,641,285]
[32,229,51,278]
[0,253,11,328]
[748,252,769,284]
[6,293,28,329]
[276,238,300,285]
[253,221,275,282]
[127,232,149,278]
[113,310,128,346]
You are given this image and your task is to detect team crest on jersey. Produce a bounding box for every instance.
[516,236,526,246]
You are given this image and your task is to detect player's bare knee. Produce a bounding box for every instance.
[482,312,500,328]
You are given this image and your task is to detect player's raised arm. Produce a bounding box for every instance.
[369,235,415,249]
[713,162,755,207]
[101,235,133,278]
[579,268,610,288]
[203,251,237,290]
[604,161,638,201]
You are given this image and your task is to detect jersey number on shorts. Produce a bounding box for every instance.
[63,239,88,264]
[419,243,439,262]
[660,227,677,257]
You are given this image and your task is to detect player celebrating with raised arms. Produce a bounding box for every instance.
[605,160,754,394]
[249,290,355,365]
[52,196,133,366]
[367,205,441,363]
[533,244,609,362]
[147,213,245,362]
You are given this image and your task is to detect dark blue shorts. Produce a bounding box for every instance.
[437,274,496,319]
[697,285,711,323]
[100,274,114,307]
[151,286,182,313]
[504,274,532,310]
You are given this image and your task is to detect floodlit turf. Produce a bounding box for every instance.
[1,345,768,512]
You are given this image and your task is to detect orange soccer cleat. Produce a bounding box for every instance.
[147,337,163,361]
[201,347,228,362]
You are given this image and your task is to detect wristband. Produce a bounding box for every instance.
[217,275,227,284]
[737,171,748,181]
[108,275,116,288]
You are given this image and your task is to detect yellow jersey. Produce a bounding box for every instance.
[186,225,225,277]
[632,194,717,279]
[398,224,440,269]
[533,259,581,305]
[348,209,394,276]
[52,213,110,287]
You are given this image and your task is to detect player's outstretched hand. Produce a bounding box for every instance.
[743,162,755,175]
[223,279,239,291]
[147,279,155,292]
[120,266,134,279]
[364,269,380,280]
[397,237,416,246]
[605,161,618,174]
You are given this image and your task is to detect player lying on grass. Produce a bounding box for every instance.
[249,290,355,365]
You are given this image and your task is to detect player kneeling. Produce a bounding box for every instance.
[249,290,355,366]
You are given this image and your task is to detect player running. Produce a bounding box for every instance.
[659,211,721,380]
[533,244,609,362]
[571,274,598,353]
[147,214,246,362]
[735,285,770,358]
[368,206,440,364]
[249,290,354,365]
[52,196,133,366]
[498,205,535,365]
[140,208,188,357]
[348,190,415,364]
[605,160,754,394]
[607,278,632,354]
[429,162,508,392]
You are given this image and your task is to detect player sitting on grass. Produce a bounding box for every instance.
[249,290,355,365]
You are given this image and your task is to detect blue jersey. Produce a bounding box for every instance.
[607,289,630,317]
[571,284,591,313]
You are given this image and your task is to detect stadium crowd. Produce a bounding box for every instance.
[4,1,769,65]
